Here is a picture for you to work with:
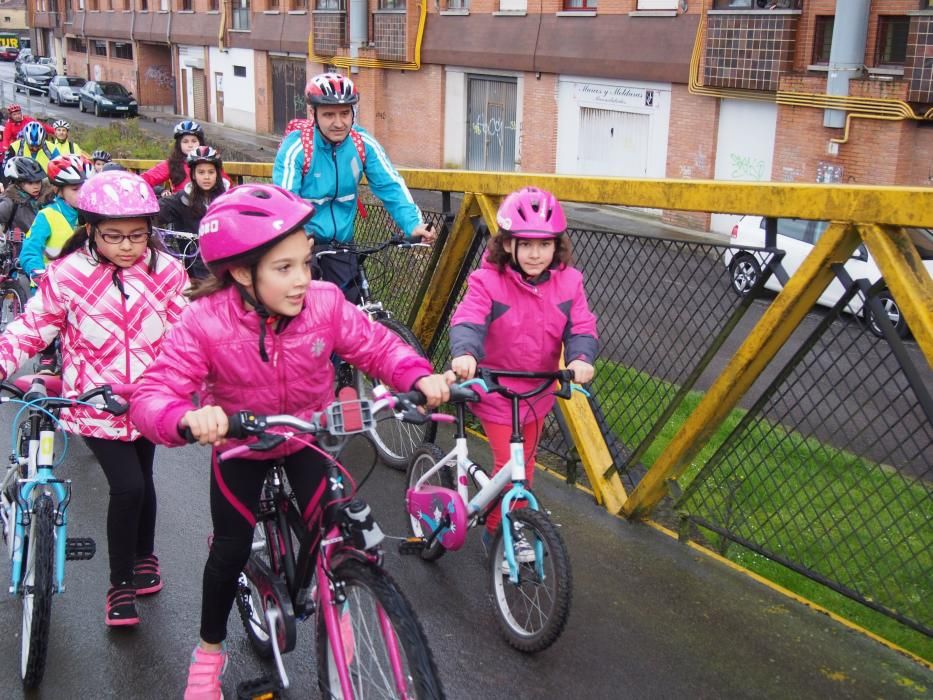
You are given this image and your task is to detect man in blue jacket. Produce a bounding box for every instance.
[273,72,434,303]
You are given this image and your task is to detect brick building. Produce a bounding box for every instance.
[25,0,933,231]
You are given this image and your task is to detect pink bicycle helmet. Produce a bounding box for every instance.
[76,170,160,223]
[495,187,567,239]
[198,184,314,273]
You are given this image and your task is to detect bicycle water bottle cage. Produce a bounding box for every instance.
[407,486,468,551]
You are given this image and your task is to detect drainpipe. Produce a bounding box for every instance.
[348,0,367,75]
[824,0,870,128]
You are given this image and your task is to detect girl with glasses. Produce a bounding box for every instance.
[0,170,189,627]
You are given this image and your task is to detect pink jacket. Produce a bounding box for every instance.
[129,282,434,459]
[0,247,188,440]
[449,257,598,425]
[141,159,232,194]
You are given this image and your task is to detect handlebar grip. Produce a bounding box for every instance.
[395,390,427,407]
[226,411,248,440]
[449,384,480,403]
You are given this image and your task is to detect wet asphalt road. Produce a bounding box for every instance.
[0,420,928,699]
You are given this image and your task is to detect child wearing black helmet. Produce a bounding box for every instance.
[0,156,54,242]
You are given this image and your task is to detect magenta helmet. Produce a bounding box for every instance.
[199,184,314,273]
[76,171,160,223]
[495,187,567,239]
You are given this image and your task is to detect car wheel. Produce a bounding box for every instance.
[865,290,909,339]
[94,102,101,117]
[729,253,761,297]
[48,92,54,104]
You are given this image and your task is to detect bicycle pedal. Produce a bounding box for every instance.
[65,537,95,561]
[398,537,426,555]
[236,675,283,700]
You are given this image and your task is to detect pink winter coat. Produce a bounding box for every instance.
[449,257,598,426]
[129,282,434,459]
[0,247,188,440]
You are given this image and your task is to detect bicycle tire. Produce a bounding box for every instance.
[21,493,55,689]
[0,279,26,332]
[406,444,455,562]
[316,558,444,700]
[235,520,280,659]
[356,317,437,470]
[489,508,572,653]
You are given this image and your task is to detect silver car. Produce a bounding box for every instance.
[47,75,85,106]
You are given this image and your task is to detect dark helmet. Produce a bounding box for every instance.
[90,149,112,163]
[101,161,127,173]
[305,73,359,107]
[186,145,222,172]
[3,156,46,183]
[173,120,204,141]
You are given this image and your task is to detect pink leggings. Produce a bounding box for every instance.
[480,416,545,534]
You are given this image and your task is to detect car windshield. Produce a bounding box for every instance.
[64,77,85,87]
[100,83,129,97]
[23,64,52,76]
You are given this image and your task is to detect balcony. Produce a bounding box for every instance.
[906,12,933,103]
[703,8,799,91]
[312,9,346,55]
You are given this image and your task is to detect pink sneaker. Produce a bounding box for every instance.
[183,645,227,700]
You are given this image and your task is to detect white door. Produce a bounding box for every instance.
[577,107,650,178]
[711,99,777,235]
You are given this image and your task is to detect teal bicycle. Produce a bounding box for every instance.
[0,375,129,688]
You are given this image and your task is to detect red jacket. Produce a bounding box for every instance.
[449,257,598,425]
[130,282,433,458]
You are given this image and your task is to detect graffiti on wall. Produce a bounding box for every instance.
[729,152,766,181]
[144,65,175,90]
[470,113,517,149]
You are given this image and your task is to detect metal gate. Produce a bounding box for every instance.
[192,67,208,122]
[272,59,307,135]
[578,107,649,177]
[466,75,517,172]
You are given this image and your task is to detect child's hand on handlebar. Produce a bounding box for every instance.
[415,371,457,408]
[180,406,229,446]
[566,360,595,385]
[451,354,477,381]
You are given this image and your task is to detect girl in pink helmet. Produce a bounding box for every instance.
[449,186,598,555]
[0,170,189,627]
[128,183,453,700]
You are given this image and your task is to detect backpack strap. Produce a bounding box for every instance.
[284,119,368,218]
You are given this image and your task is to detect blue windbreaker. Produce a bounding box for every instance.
[272,124,422,244]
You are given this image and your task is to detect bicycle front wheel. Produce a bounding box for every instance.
[0,280,27,332]
[356,318,437,470]
[489,508,572,653]
[21,493,55,689]
[316,559,444,700]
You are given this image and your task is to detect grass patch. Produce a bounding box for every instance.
[594,359,932,661]
[65,120,168,161]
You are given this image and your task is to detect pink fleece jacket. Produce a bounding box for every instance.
[129,282,433,458]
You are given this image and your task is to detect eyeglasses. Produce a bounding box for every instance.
[97,231,150,245]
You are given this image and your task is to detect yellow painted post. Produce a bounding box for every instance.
[858,224,933,369]
[410,194,482,351]
[555,393,628,512]
[622,222,863,519]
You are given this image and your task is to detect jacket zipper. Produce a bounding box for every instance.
[120,268,132,439]
[330,146,339,243]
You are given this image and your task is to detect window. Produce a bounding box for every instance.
[160,0,169,10]
[208,0,218,8]
[94,40,107,56]
[67,36,87,52]
[812,15,833,64]
[290,0,307,9]
[139,0,147,9]
[563,0,596,9]
[180,0,192,9]
[713,0,801,8]
[111,41,133,59]
[876,16,909,66]
[379,0,404,7]
[637,0,678,9]
[268,0,279,10]
[315,0,343,8]
[78,0,84,9]
[233,65,247,77]
[106,0,113,9]
[65,0,73,21]
[499,0,525,9]
[446,0,468,8]
[232,0,250,28]
[88,0,98,10]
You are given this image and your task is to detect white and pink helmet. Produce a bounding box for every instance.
[76,170,160,224]
[495,186,567,239]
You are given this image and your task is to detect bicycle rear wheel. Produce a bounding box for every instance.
[21,493,55,689]
[316,559,444,699]
[356,318,437,470]
[489,508,572,653]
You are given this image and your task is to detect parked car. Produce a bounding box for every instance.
[13,63,54,95]
[0,46,19,62]
[724,216,933,338]
[47,75,86,106]
[78,80,138,117]
[13,48,32,66]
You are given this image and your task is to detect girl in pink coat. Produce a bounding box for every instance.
[449,187,598,555]
[128,183,453,700]
[0,170,189,627]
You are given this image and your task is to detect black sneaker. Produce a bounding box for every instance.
[106,583,139,627]
[132,554,163,596]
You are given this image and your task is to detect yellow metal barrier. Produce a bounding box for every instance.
[119,158,933,518]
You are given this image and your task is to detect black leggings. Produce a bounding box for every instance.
[83,436,157,586]
[200,447,329,644]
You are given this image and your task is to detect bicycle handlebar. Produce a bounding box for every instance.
[0,379,136,416]
[474,368,577,401]
[313,234,429,261]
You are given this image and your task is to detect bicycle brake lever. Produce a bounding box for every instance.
[570,383,591,398]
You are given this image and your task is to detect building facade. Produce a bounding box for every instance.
[25,0,933,231]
